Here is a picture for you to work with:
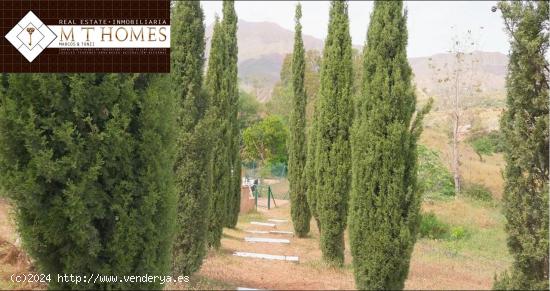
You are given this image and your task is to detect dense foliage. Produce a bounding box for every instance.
[495,1,549,289]
[304,102,320,232]
[468,131,504,158]
[417,145,455,199]
[238,90,262,131]
[0,73,177,289]
[288,3,311,238]
[170,1,211,275]
[242,115,288,166]
[223,0,241,229]
[349,1,429,289]
[314,0,353,266]
[419,212,450,240]
[204,18,229,249]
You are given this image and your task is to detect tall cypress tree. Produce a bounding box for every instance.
[494,1,549,289]
[171,1,211,275]
[349,2,429,289]
[223,0,241,228]
[314,0,353,266]
[288,3,311,238]
[0,73,177,290]
[305,102,321,232]
[205,17,229,249]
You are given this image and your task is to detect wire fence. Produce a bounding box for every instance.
[243,162,289,202]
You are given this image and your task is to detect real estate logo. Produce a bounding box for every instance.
[6,11,56,62]
[1,0,170,73]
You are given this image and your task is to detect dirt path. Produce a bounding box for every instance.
[173,201,508,290]
[1,197,508,290]
[186,206,356,290]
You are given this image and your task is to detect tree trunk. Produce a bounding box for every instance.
[452,64,461,195]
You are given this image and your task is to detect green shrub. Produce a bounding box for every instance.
[450,226,468,240]
[468,131,504,156]
[462,183,493,201]
[419,213,470,242]
[419,212,450,239]
[418,145,455,199]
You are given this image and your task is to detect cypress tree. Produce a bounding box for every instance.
[314,0,353,266]
[494,1,549,289]
[0,73,177,290]
[171,1,211,275]
[305,103,321,232]
[349,2,429,289]
[288,3,311,238]
[205,17,229,249]
[223,0,241,228]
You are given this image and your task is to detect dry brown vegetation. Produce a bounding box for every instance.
[165,194,510,290]
[0,199,45,290]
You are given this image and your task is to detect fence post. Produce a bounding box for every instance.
[267,186,271,210]
[254,187,258,210]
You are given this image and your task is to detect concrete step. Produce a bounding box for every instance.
[233,251,299,262]
[250,221,276,227]
[244,237,290,244]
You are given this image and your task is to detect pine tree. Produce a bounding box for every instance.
[314,0,353,266]
[494,1,549,289]
[288,3,311,238]
[349,1,429,289]
[205,17,230,249]
[223,0,241,228]
[0,73,177,290]
[171,1,211,275]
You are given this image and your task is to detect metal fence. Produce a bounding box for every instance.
[243,162,289,209]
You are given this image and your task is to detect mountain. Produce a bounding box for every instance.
[410,51,508,97]
[205,19,508,103]
[411,51,508,111]
[206,19,324,102]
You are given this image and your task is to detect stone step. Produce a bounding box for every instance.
[267,219,287,223]
[244,237,290,244]
[233,251,299,262]
[250,221,276,227]
[269,230,294,235]
[244,230,294,235]
[244,230,270,234]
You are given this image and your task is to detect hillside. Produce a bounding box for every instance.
[206,19,324,101]
[411,51,508,109]
[205,19,509,103]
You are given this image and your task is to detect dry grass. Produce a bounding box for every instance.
[0,199,44,290]
[0,196,510,291]
[170,195,509,290]
[420,120,505,198]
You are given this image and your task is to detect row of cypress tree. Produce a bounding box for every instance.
[288,1,549,290]
[288,1,430,289]
[0,1,240,289]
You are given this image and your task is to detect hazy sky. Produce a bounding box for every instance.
[201,1,510,58]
